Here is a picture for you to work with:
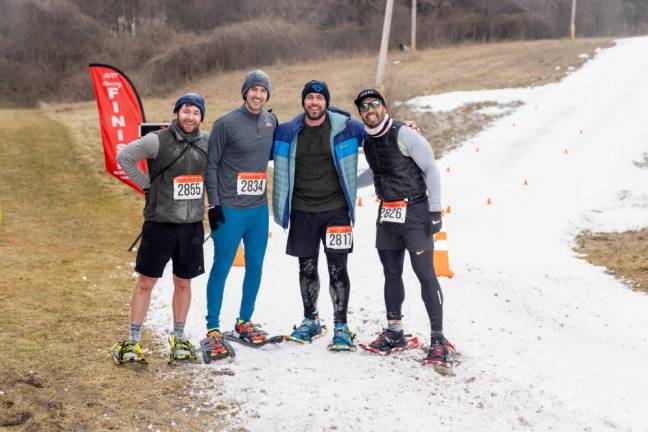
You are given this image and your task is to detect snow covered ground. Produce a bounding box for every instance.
[148,37,648,431]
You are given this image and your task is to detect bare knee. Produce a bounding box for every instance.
[137,275,157,292]
[173,275,191,291]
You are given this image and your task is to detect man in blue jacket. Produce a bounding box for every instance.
[273,80,365,351]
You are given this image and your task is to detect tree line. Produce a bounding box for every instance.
[1,0,647,106]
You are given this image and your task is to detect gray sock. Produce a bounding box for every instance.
[387,320,402,332]
[173,321,186,338]
[129,320,143,342]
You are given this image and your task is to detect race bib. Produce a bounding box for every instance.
[173,175,203,200]
[325,226,353,250]
[379,200,407,224]
[237,172,267,195]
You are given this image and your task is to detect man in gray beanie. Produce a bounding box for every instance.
[241,69,272,103]
[202,69,278,361]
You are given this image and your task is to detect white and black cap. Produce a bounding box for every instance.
[353,88,386,108]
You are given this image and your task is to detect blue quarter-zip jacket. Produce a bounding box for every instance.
[272,110,365,228]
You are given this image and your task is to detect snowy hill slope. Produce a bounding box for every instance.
[148,37,648,431]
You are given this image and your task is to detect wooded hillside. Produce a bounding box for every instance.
[1,0,647,106]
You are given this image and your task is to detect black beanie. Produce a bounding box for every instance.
[302,80,330,107]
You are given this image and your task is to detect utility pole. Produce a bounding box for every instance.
[411,0,417,54]
[570,0,577,39]
[376,0,394,87]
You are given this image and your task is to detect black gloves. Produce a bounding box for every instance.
[208,206,225,231]
[426,211,442,236]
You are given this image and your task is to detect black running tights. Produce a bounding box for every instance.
[377,249,443,332]
[298,252,350,324]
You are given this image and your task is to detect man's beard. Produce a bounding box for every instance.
[180,121,198,134]
[305,108,325,121]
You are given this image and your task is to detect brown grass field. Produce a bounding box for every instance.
[4,37,645,431]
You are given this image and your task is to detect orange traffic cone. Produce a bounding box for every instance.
[446,205,452,214]
[374,197,380,203]
[357,198,363,206]
[268,231,273,238]
[433,231,454,278]
[523,179,528,186]
[232,244,245,267]
[486,197,492,205]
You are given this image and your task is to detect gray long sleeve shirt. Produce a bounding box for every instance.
[116,132,160,191]
[205,106,276,208]
[358,127,441,211]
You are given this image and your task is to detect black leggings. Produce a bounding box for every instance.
[378,249,443,332]
[298,252,350,324]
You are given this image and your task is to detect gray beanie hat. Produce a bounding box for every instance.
[241,69,271,101]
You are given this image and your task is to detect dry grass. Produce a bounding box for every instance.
[0,110,226,430]
[574,230,648,293]
[49,37,613,158]
[4,37,641,430]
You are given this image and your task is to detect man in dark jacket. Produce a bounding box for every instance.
[111,93,208,364]
[354,89,454,374]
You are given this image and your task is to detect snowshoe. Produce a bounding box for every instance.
[168,335,197,364]
[200,329,235,363]
[327,323,356,352]
[224,331,284,348]
[233,320,269,345]
[285,317,327,344]
[111,339,147,365]
[359,329,419,356]
[422,335,456,376]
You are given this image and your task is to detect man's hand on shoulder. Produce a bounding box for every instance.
[403,119,421,134]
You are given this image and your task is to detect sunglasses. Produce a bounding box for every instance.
[358,100,382,112]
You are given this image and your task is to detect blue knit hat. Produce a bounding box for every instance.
[241,69,272,101]
[173,92,205,122]
[302,80,330,107]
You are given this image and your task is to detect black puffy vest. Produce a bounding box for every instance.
[363,120,427,201]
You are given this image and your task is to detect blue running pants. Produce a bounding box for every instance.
[205,205,269,329]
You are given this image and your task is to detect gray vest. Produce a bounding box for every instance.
[144,126,208,223]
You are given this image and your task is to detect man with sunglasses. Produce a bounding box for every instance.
[354,89,454,373]
[111,93,208,365]
[272,80,365,351]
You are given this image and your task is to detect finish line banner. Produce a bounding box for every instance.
[89,63,147,194]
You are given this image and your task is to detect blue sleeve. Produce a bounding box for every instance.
[348,119,366,147]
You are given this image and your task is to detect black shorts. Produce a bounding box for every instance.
[135,221,205,279]
[286,207,353,257]
[376,200,434,252]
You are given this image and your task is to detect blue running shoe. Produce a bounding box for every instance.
[286,317,324,344]
[328,323,356,351]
